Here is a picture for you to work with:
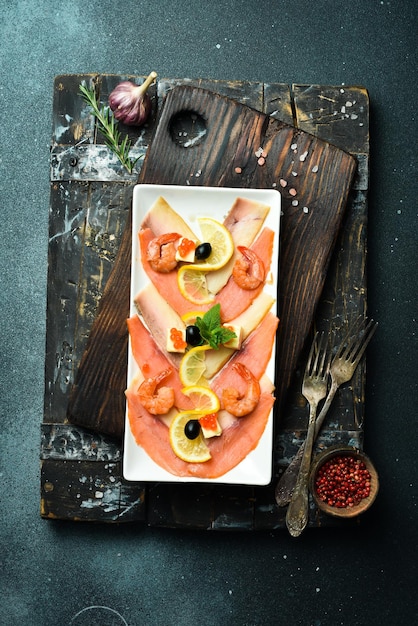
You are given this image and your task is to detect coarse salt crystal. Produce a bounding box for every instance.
[311,165,319,173]
[257,157,266,166]
[234,167,242,174]
[292,200,298,206]
[289,188,297,196]
[299,151,308,162]
[291,171,298,176]
[303,206,309,213]
[255,147,264,158]
[291,143,298,151]
[279,179,287,187]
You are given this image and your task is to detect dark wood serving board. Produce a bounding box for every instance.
[67,84,356,439]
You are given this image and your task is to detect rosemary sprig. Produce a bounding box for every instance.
[79,83,139,174]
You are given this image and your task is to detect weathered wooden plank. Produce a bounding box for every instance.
[211,486,255,530]
[44,181,88,421]
[40,459,146,522]
[51,144,144,182]
[157,77,265,111]
[52,74,96,146]
[292,84,369,154]
[146,483,214,530]
[40,423,122,462]
[264,82,294,125]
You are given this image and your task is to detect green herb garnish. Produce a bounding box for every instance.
[195,304,236,350]
[79,83,140,174]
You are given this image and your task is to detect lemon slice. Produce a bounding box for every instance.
[181,311,203,325]
[194,217,234,271]
[169,412,211,463]
[182,385,220,413]
[179,345,211,386]
[178,266,215,305]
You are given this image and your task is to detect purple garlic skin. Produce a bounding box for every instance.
[108,71,157,127]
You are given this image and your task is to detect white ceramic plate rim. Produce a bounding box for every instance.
[123,184,281,484]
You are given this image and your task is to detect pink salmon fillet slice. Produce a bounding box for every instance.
[139,226,275,321]
[214,226,275,322]
[126,381,274,479]
[126,315,192,411]
[125,311,278,479]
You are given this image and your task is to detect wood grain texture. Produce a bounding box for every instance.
[67,84,356,439]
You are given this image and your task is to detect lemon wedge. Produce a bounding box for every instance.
[194,217,234,271]
[169,412,211,463]
[181,385,220,414]
[179,345,211,386]
[180,311,202,325]
[177,266,215,305]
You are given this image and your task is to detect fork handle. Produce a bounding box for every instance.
[275,382,338,507]
[285,407,317,537]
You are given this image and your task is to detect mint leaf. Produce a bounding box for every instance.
[195,304,236,350]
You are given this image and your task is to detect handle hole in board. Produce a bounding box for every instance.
[169,110,207,147]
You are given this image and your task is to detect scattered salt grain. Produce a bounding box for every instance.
[303,206,309,213]
[291,171,298,177]
[311,165,319,173]
[234,167,242,174]
[299,151,308,162]
[279,179,287,188]
[255,147,264,158]
[257,157,266,166]
[289,188,297,196]
[292,200,298,206]
[291,143,298,151]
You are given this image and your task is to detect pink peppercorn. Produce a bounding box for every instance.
[314,455,372,508]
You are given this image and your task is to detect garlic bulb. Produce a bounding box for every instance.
[109,71,157,126]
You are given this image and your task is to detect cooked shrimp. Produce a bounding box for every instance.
[232,246,265,290]
[138,369,175,415]
[221,363,261,417]
[147,233,181,273]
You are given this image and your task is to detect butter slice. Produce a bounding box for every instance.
[223,325,243,350]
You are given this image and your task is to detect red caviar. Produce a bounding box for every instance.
[178,238,196,258]
[170,328,187,350]
[314,455,371,508]
[199,412,219,431]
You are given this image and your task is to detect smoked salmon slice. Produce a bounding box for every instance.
[126,315,192,411]
[214,227,275,322]
[126,378,274,479]
[125,311,278,479]
[139,226,275,322]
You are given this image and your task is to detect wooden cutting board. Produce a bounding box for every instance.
[67,85,356,440]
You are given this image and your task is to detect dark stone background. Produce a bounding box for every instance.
[1,1,416,624]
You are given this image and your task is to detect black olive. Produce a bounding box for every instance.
[195,242,212,260]
[184,419,201,440]
[186,325,202,346]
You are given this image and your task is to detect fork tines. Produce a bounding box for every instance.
[334,316,378,365]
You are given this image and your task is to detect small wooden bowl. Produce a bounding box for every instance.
[309,446,379,518]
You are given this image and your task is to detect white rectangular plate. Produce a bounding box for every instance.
[123,184,281,484]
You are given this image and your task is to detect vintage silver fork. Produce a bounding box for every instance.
[276,316,378,509]
[285,332,331,537]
